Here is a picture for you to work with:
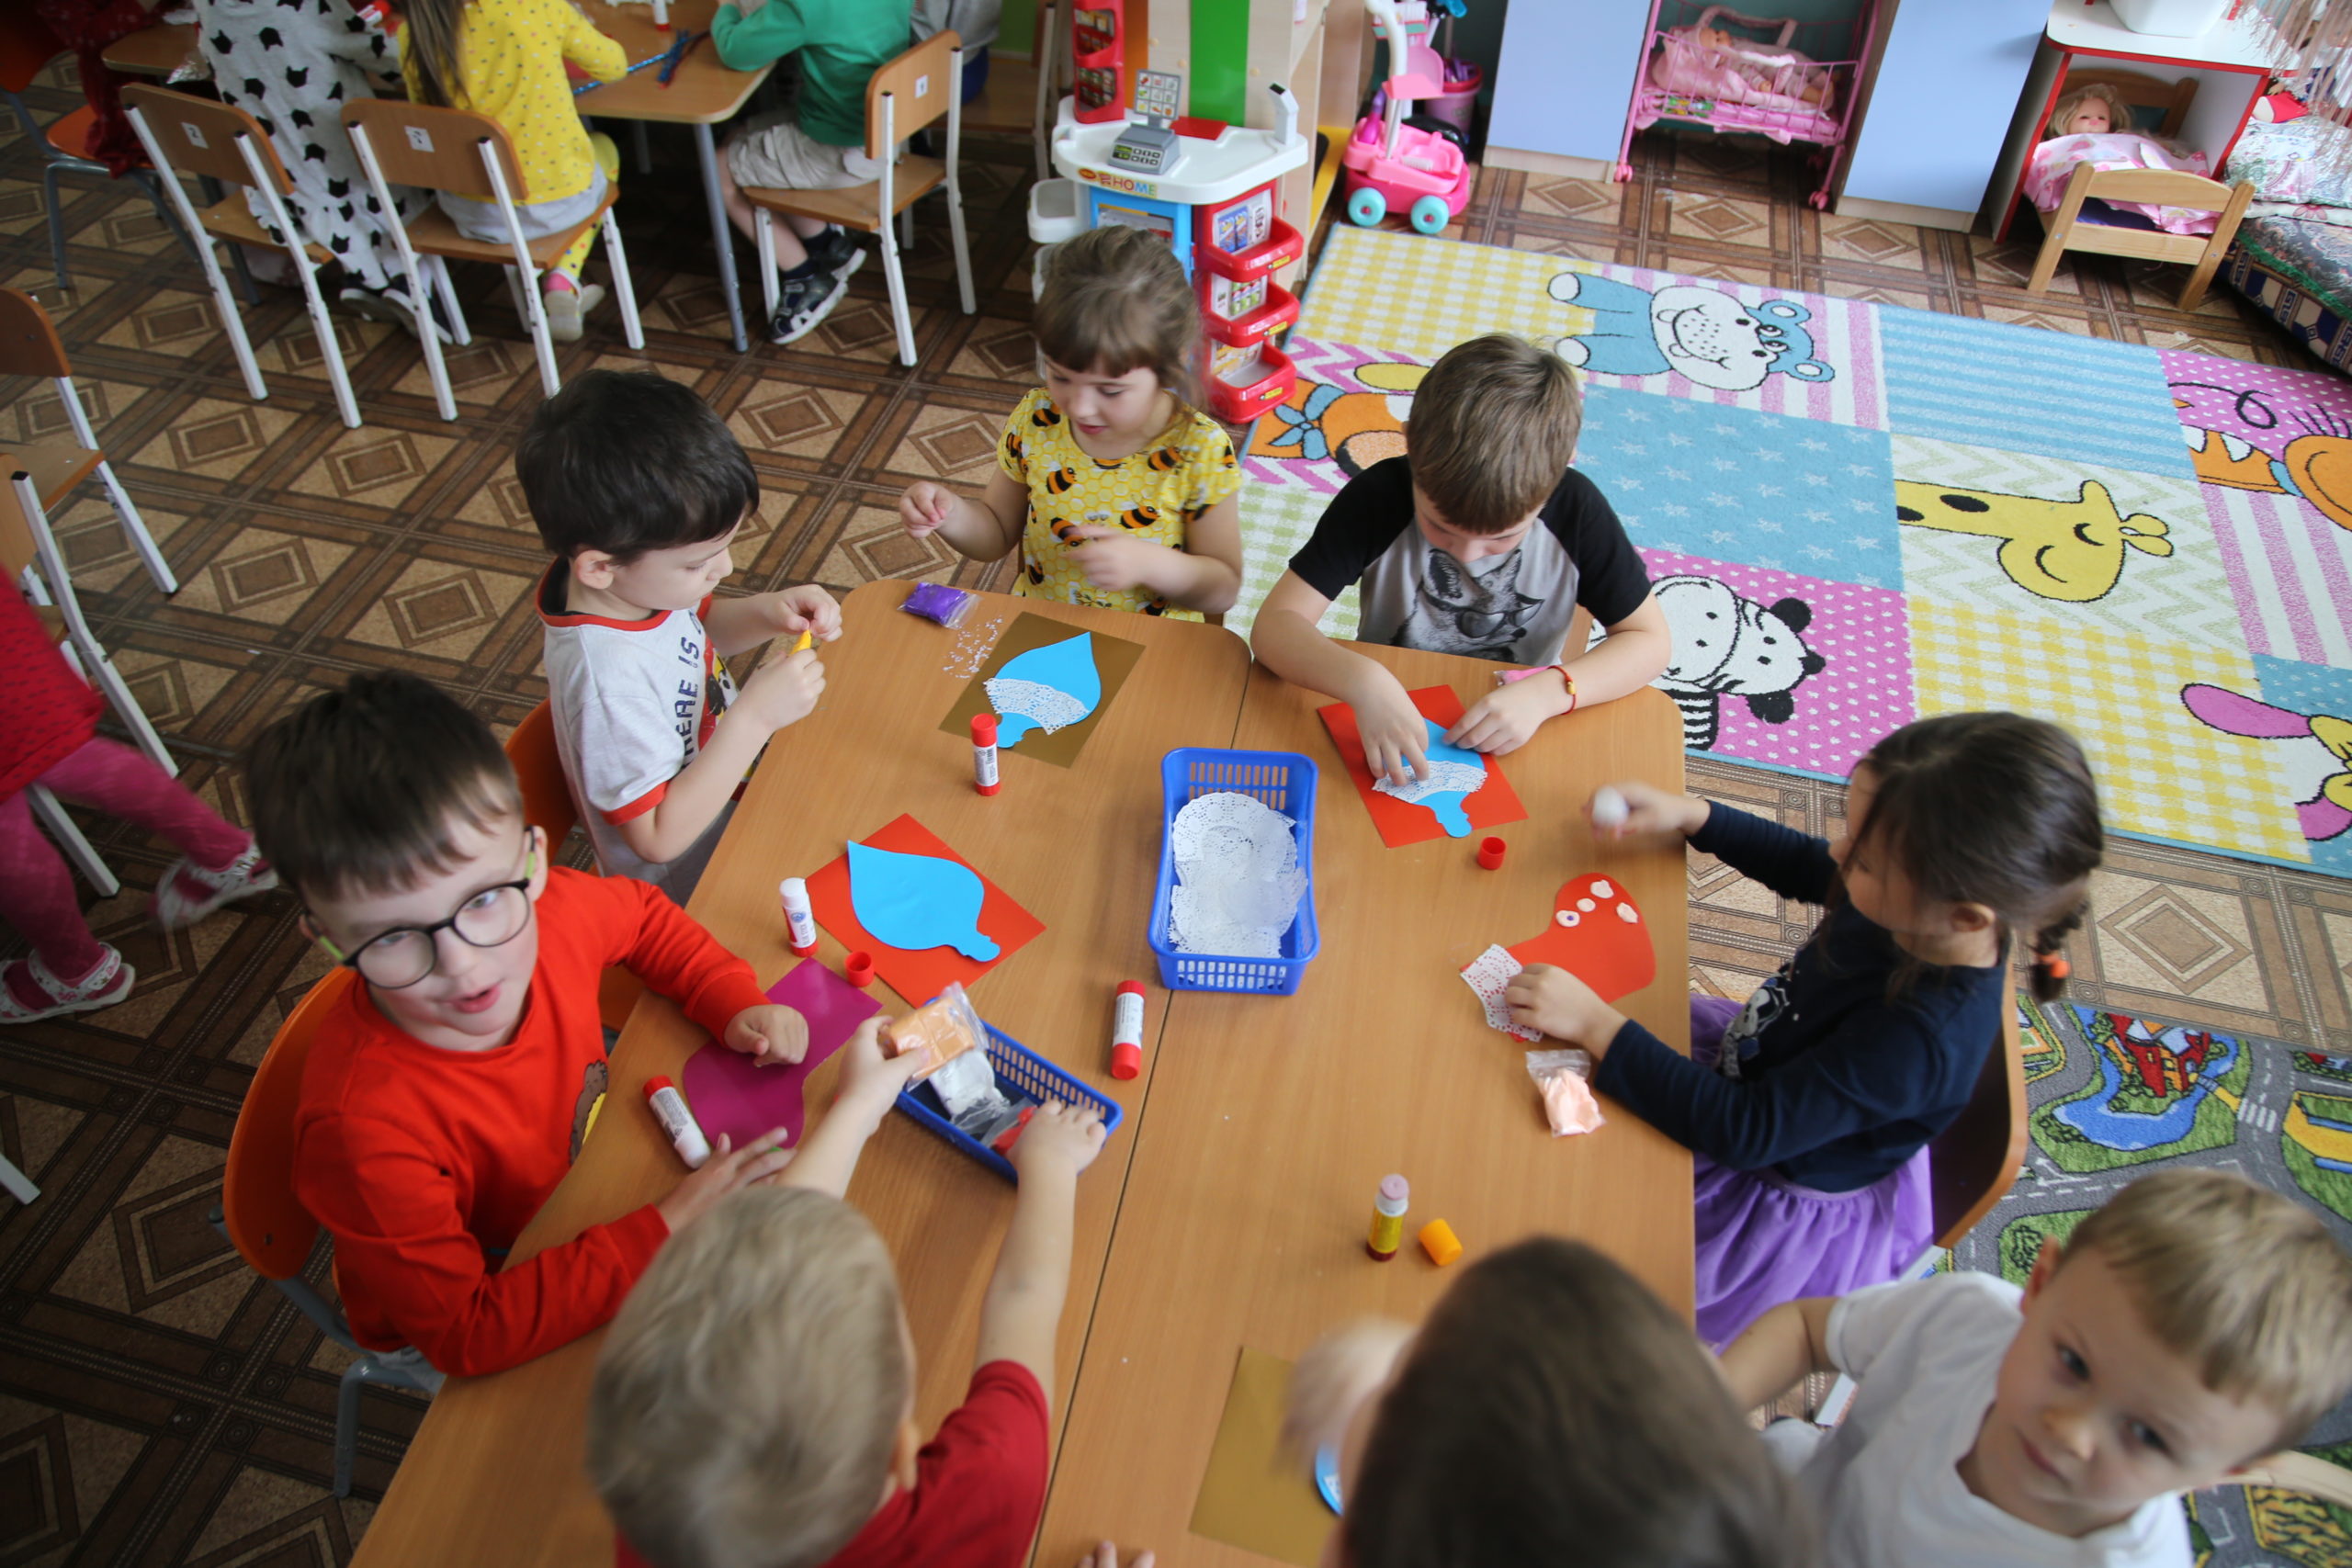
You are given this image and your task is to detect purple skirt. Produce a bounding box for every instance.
[1687,995,1933,1348]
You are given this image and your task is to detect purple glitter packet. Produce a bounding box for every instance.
[902,582,977,628]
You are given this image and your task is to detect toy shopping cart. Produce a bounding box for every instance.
[1341,0,1475,234]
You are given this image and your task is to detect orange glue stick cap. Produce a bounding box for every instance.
[971,713,998,745]
[1419,1218,1463,1267]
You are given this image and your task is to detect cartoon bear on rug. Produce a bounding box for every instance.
[1547,272,1835,391]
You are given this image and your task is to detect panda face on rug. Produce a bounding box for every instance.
[1651,574,1828,750]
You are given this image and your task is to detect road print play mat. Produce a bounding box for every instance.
[1234,226,2352,877]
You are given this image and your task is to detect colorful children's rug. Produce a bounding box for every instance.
[1950,1000,2352,1564]
[1243,227,2352,878]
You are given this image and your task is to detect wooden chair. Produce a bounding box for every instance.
[342,98,645,417]
[120,85,362,430]
[2026,161,2254,311]
[209,968,443,1497]
[504,701,644,1033]
[746,30,976,367]
[0,8,194,295]
[956,0,1058,181]
[2,469,174,777]
[0,288,179,593]
[1811,997,2028,1427]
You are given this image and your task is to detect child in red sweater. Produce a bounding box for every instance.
[242,672,926,1376]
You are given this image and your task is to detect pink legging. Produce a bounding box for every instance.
[0,738,252,981]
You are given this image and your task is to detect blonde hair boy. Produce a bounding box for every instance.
[1723,1168,2352,1568]
[592,1100,1111,1568]
[1251,333,1670,786]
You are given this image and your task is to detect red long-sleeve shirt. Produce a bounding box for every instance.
[293,868,770,1376]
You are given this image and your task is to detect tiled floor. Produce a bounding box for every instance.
[4,73,2350,1563]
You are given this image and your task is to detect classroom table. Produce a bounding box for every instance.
[1035,649,1693,1565]
[101,6,775,354]
[346,583,1693,1567]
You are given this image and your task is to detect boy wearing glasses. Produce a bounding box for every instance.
[1251,333,1669,785]
[243,672,933,1378]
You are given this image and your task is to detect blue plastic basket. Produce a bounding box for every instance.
[895,1022,1123,1182]
[1147,748,1319,994]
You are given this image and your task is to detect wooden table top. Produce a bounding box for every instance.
[1036,655,1693,1565]
[97,6,766,125]
[350,591,1693,1567]
[350,581,1254,1568]
[100,22,196,79]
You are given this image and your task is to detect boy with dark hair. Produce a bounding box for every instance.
[243,671,921,1377]
[1724,1168,2352,1567]
[1251,333,1671,784]
[518,370,840,900]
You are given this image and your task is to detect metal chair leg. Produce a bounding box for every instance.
[41,164,71,292]
[28,785,119,897]
[0,1155,36,1207]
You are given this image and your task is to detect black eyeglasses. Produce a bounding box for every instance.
[313,833,539,989]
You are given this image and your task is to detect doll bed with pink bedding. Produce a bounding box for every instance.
[1616,1,1880,209]
[2024,132,2219,236]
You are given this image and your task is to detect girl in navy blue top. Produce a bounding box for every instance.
[1506,713,2104,1347]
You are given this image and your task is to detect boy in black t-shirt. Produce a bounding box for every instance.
[1251,334,1669,784]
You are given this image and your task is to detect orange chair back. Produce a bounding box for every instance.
[121,84,296,194]
[1928,998,2028,1251]
[343,97,530,202]
[0,286,73,379]
[0,10,66,98]
[224,968,359,1280]
[507,701,580,846]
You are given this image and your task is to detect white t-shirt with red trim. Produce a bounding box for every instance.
[537,565,740,898]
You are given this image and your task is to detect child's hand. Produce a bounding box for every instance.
[1062,525,1169,595]
[655,1128,795,1232]
[1446,674,1564,756]
[1346,667,1430,786]
[901,481,956,539]
[834,1015,933,1116]
[723,1003,808,1066]
[772,584,842,643]
[1505,964,1626,1055]
[1011,1100,1109,1178]
[1588,780,1710,843]
[1281,1317,1414,1465]
[1077,1546,1156,1568]
[738,644,825,731]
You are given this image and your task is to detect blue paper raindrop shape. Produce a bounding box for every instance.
[989,631,1102,746]
[846,840,1001,960]
[1393,719,1487,838]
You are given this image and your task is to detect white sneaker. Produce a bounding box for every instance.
[542,282,606,344]
[152,843,278,931]
[0,946,135,1024]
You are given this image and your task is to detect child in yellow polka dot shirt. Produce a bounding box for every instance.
[899,226,1244,619]
[397,0,628,342]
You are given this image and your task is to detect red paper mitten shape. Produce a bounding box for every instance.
[1505,873,1656,1003]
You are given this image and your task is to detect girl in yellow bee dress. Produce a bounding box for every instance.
[899,225,1244,618]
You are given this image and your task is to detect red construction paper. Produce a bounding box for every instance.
[1506,873,1656,1003]
[679,960,881,1151]
[803,814,1045,1004]
[1316,686,1529,848]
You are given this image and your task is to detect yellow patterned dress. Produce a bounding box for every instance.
[996,388,1242,619]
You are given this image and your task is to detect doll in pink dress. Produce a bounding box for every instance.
[2024,84,2218,236]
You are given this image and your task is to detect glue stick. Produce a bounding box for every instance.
[1366,1174,1409,1261]
[780,877,818,955]
[971,713,1001,795]
[643,1077,710,1169]
[1110,980,1146,1079]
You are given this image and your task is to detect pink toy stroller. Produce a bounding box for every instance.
[1616,1,1880,209]
[1342,0,1475,235]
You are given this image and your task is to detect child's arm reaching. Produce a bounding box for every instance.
[611,646,824,866]
[1063,490,1244,615]
[1717,1296,1838,1413]
[1445,589,1672,753]
[703,584,843,659]
[904,472,1028,564]
[557,3,628,81]
[976,1102,1110,1401]
[1251,570,1432,785]
[772,1017,933,1196]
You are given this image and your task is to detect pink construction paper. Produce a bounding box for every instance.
[680,961,881,1151]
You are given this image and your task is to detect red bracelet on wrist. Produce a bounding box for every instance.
[1554,664,1577,713]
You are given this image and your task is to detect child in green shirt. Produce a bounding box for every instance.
[713,0,912,344]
